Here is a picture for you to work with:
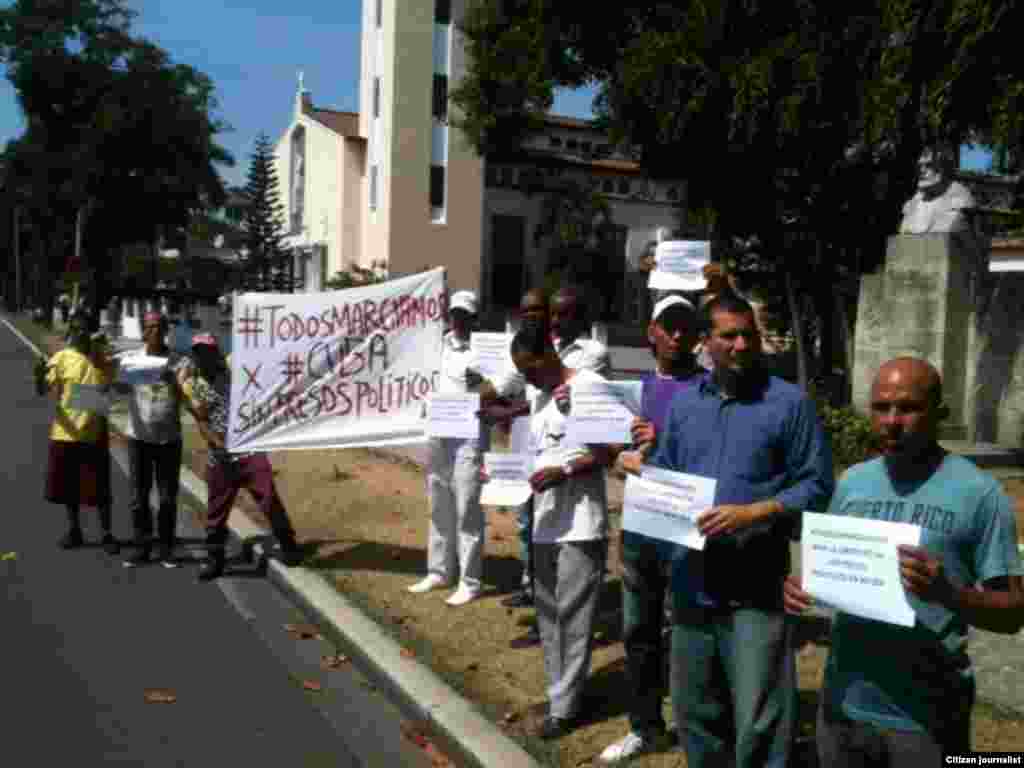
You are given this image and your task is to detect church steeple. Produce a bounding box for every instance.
[295,70,312,117]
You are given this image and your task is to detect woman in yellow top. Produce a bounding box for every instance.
[34,316,119,554]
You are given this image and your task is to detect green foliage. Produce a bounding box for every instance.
[324,264,386,291]
[818,404,880,472]
[241,133,294,292]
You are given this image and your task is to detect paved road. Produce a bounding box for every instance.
[0,321,432,768]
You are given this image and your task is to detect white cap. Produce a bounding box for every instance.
[652,294,695,323]
[449,290,478,315]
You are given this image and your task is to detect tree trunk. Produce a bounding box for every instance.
[784,265,809,392]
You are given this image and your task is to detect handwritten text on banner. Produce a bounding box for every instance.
[227,268,446,452]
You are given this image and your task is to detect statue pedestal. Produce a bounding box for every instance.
[852,233,982,440]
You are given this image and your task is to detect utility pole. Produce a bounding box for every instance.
[13,206,21,311]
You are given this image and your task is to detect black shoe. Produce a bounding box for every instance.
[538,715,575,741]
[157,545,178,569]
[509,626,541,649]
[58,528,84,550]
[101,533,120,556]
[501,590,534,608]
[197,551,226,582]
[122,547,151,568]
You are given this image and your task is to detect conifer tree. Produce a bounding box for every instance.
[241,132,296,291]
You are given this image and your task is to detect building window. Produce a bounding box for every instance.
[370,165,378,210]
[581,141,592,153]
[430,165,445,216]
[667,186,680,201]
[485,165,499,187]
[549,136,563,149]
[376,0,382,27]
[500,166,516,187]
[601,178,614,194]
[434,0,450,24]
[566,138,578,151]
[373,77,381,118]
[432,74,448,121]
[617,179,631,195]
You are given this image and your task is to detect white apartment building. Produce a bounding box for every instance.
[274,0,686,339]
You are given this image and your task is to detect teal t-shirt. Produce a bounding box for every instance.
[823,455,1022,736]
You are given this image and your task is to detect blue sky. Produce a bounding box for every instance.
[0,0,596,189]
[0,0,992,186]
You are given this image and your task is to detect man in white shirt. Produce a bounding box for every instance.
[550,284,610,375]
[408,291,489,606]
[510,324,613,740]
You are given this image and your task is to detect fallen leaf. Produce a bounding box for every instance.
[143,689,176,704]
[283,623,318,639]
[321,654,350,669]
[465,662,479,672]
[1,552,16,561]
[302,680,323,692]
[502,711,519,723]
[400,647,415,659]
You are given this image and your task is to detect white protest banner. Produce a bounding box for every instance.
[67,383,112,415]
[567,380,643,444]
[623,468,716,550]
[115,355,169,387]
[480,453,533,507]
[470,332,512,381]
[227,267,447,452]
[648,240,711,291]
[802,512,921,627]
[426,393,481,439]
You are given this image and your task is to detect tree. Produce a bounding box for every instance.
[452,0,1024,389]
[240,133,295,292]
[0,0,233,320]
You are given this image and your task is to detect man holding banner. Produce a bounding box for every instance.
[646,291,833,768]
[408,290,489,606]
[185,333,302,581]
[784,357,1024,765]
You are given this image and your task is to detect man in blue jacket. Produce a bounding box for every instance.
[647,291,834,768]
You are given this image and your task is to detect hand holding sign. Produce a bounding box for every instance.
[898,545,952,605]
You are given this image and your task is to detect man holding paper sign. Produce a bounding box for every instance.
[409,291,489,607]
[785,358,1024,765]
[647,291,834,768]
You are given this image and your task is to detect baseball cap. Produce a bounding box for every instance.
[449,290,478,315]
[191,333,218,349]
[652,294,695,323]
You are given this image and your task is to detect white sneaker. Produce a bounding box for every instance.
[444,584,480,606]
[407,574,451,594]
[599,731,655,763]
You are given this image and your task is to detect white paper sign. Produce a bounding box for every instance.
[508,415,533,454]
[426,393,481,439]
[470,332,512,381]
[480,452,533,506]
[648,240,711,291]
[116,355,169,387]
[623,468,716,549]
[567,380,643,444]
[802,512,922,627]
[67,383,112,415]
[226,268,447,452]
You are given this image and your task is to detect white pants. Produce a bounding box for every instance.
[426,437,486,590]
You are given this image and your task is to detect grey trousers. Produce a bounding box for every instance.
[672,607,796,768]
[426,437,485,589]
[533,539,608,719]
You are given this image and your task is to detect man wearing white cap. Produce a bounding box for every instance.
[408,290,490,606]
[599,294,704,762]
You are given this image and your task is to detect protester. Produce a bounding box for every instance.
[548,284,611,375]
[35,314,120,554]
[183,333,303,581]
[508,325,613,740]
[115,312,187,568]
[646,291,834,768]
[784,357,1024,766]
[408,290,489,606]
[598,295,703,763]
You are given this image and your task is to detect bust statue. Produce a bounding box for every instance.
[899,149,975,234]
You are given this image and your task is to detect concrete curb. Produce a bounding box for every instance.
[122,417,542,768]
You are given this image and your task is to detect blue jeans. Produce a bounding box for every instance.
[672,606,796,768]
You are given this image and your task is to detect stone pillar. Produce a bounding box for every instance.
[852,233,984,440]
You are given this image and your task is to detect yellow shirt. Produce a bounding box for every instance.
[46,348,111,443]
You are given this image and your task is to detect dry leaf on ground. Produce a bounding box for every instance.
[283,623,319,639]
[302,680,323,692]
[400,647,415,659]
[321,654,350,669]
[143,689,176,704]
